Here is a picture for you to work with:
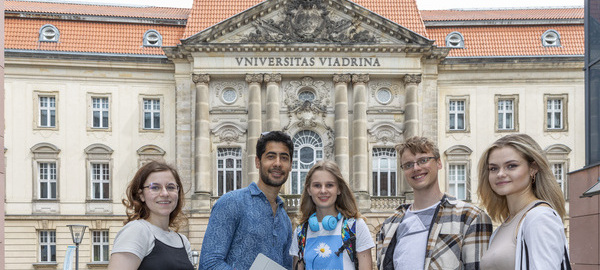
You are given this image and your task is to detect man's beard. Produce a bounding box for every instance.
[260,169,288,187]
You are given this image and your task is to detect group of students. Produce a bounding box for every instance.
[106,131,570,270]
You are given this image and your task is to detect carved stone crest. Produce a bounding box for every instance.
[242,0,377,43]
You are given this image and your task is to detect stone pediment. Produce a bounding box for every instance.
[182,0,433,46]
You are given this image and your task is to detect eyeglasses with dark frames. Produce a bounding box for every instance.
[400,156,437,170]
[143,183,179,193]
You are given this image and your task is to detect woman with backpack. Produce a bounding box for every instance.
[289,160,374,270]
[477,133,570,269]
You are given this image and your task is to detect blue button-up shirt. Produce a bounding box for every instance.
[199,182,293,270]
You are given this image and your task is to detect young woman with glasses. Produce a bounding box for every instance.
[478,134,570,269]
[108,161,194,270]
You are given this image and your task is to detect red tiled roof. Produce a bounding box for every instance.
[183,0,427,39]
[5,17,185,55]
[427,25,583,57]
[421,8,583,22]
[6,0,189,20]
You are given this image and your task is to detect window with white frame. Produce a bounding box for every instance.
[448,164,467,200]
[92,97,109,129]
[547,98,563,129]
[39,96,56,128]
[38,162,57,200]
[291,130,323,194]
[39,230,56,262]
[92,230,110,262]
[545,94,567,131]
[552,163,566,195]
[545,144,571,200]
[449,99,466,131]
[496,95,518,131]
[372,148,397,196]
[445,31,465,48]
[39,24,60,42]
[143,98,161,130]
[217,148,243,196]
[542,29,561,47]
[31,143,60,204]
[91,163,110,200]
[143,30,163,47]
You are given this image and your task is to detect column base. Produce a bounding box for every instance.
[354,191,372,213]
[191,192,212,213]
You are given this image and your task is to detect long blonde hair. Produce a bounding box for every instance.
[297,160,362,225]
[477,133,566,222]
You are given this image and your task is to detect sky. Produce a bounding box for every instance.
[33,0,584,9]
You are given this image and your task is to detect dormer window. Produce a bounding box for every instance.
[39,24,59,42]
[445,32,464,48]
[143,30,163,47]
[542,30,561,47]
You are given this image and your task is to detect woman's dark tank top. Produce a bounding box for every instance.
[138,234,194,270]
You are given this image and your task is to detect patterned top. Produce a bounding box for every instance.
[376,194,493,270]
[198,182,293,270]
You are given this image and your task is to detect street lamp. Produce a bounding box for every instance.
[67,225,88,270]
[192,250,200,267]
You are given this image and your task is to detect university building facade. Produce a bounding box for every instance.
[3,0,583,268]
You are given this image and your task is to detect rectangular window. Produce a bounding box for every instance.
[92,97,109,128]
[39,96,56,128]
[39,230,56,262]
[92,230,110,262]
[217,148,243,196]
[448,164,467,200]
[449,100,465,130]
[497,99,514,130]
[38,162,57,199]
[91,163,110,200]
[143,99,161,130]
[372,148,397,196]
[547,99,563,130]
[552,163,566,195]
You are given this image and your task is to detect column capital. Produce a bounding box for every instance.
[333,74,351,84]
[264,73,282,84]
[192,73,210,84]
[403,74,422,85]
[245,74,264,84]
[352,74,370,84]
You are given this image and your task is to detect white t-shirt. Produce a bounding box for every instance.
[111,219,193,264]
[393,202,439,270]
[289,218,375,270]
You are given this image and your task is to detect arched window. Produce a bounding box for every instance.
[542,29,561,47]
[291,130,323,194]
[39,24,60,42]
[445,32,464,48]
[217,147,243,196]
[372,148,397,196]
[143,29,163,47]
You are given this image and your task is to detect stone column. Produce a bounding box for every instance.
[333,74,351,182]
[246,74,263,184]
[352,74,370,211]
[192,73,211,211]
[264,73,282,131]
[403,74,422,138]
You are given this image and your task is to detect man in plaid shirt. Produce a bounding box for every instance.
[376,136,492,270]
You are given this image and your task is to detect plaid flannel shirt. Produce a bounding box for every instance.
[376,194,492,270]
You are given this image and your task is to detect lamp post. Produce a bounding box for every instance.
[67,225,88,270]
[192,250,200,267]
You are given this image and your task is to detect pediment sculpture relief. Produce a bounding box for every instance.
[242,0,377,43]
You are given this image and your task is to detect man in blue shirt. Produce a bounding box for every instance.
[199,131,294,270]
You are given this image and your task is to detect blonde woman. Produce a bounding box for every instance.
[289,160,374,270]
[478,134,570,270]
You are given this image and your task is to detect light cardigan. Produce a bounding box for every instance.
[489,205,570,270]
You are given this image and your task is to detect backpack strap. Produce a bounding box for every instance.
[340,218,358,269]
[296,222,308,270]
[514,201,551,239]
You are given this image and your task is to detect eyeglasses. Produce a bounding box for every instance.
[400,156,437,170]
[143,183,179,193]
[259,131,272,139]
